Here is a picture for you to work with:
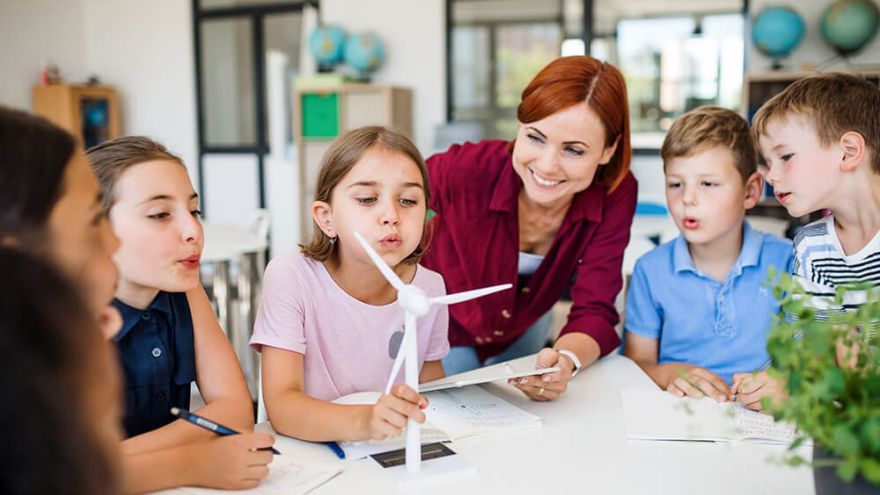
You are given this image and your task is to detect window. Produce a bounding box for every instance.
[447,0,588,140]
[193,0,311,207]
[616,13,744,148]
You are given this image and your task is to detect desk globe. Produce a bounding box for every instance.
[344,32,385,81]
[820,0,880,56]
[308,26,346,70]
[752,6,806,69]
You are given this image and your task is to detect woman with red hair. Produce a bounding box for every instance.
[423,56,636,401]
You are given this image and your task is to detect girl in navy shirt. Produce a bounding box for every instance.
[87,137,274,492]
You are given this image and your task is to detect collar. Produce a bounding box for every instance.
[673,221,762,277]
[112,291,173,342]
[488,156,605,223]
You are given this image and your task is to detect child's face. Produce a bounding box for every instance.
[46,152,120,317]
[512,102,617,208]
[109,160,204,295]
[758,115,842,217]
[665,147,759,249]
[320,147,426,269]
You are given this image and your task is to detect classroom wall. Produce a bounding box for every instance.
[83,0,199,186]
[748,0,880,72]
[321,0,447,153]
[0,0,89,110]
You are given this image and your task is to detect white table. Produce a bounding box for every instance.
[181,354,813,495]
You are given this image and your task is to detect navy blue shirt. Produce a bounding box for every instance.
[113,291,196,438]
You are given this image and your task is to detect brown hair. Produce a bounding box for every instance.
[85,136,186,211]
[752,72,880,173]
[509,56,632,192]
[661,106,757,182]
[300,126,431,264]
[0,106,76,245]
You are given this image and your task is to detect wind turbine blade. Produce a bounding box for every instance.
[384,328,408,395]
[353,231,406,291]
[429,283,512,305]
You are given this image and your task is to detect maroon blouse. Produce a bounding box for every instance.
[422,140,637,361]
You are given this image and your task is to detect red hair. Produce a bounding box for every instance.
[510,56,631,192]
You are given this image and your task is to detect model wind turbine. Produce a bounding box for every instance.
[353,231,511,475]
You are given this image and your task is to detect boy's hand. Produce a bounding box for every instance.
[731,372,786,412]
[366,384,428,441]
[665,365,730,402]
[189,432,275,489]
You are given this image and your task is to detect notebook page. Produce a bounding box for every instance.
[424,386,542,440]
[620,389,734,441]
[726,403,802,444]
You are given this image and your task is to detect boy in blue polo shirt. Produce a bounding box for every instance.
[624,106,792,405]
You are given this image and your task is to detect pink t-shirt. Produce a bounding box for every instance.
[250,252,450,401]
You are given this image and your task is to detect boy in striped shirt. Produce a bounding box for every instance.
[751,73,880,391]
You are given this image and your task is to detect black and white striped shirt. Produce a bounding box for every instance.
[793,215,880,319]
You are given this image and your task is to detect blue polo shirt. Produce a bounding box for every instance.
[113,291,196,438]
[625,222,793,384]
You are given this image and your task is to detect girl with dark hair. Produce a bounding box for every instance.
[0,248,122,495]
[423,56,638,401]
[0,106,120,333]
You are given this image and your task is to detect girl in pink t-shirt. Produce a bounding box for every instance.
[251,126,449,442]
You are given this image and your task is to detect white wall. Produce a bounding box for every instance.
[748,1,880,72]
[83,0,199,185]
[320,0,446,152]
[0,0,89,110]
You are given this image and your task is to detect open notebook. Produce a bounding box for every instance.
[332,386,542,459]
[621,389,806,445]
[171,455,341,495]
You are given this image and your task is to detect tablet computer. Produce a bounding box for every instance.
[419,363,560,393]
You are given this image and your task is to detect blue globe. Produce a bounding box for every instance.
[820,0,880,55]
[344,32,385,75]
[752,6,806,59]
[308,26,346,67]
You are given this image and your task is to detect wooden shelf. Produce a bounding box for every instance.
[32,84,121,147]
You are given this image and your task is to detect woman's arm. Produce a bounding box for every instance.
[122,286,253,455]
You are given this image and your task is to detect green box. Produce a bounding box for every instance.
[301,92,339,139]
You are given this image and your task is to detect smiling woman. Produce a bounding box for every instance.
[422,56,637,402]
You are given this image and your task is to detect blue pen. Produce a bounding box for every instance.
[324,441,346,459]
[170,407,281,455]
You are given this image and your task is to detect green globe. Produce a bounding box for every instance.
[820,0,880,55]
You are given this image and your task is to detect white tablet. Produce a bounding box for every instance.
[419,363,560,393]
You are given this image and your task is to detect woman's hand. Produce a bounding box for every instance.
[509,348,574,402]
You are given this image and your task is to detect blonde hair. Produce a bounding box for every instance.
[751,72,880,173]
[299,126,431,264]
[661,106,757,181]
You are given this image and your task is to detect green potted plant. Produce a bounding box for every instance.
[765,271,880,494]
